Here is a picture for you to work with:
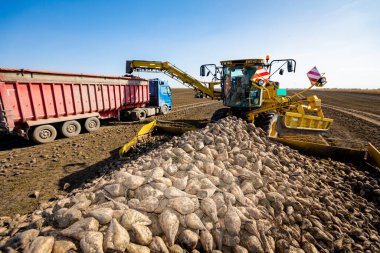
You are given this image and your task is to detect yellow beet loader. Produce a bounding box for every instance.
[120,57,380,168]
[207,58,332,137]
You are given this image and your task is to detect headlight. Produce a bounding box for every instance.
[258,79,264,86]
[317,77,327,86]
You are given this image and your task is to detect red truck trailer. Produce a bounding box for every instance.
[0,68,167,143]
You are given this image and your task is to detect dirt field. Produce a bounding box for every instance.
[300,90,380,149]
[0,89,223,216]
[0,88,379,217]
[310,90,380,115]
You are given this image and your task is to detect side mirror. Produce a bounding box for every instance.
[287,61,294,72]
[126,61,133,74]
[279,69,284,75]
[200,66,206,76]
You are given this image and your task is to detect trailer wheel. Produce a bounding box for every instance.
[60,120,81,137]
[31,124,57,144]
[161,105,169,115]
[132,109,147,121]
[84,117,100,132]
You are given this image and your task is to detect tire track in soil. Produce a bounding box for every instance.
[324,104,380,126]
[171,100,220,113]
[322,107,380,149]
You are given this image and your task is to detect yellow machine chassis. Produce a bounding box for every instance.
[242,84,334,136]
[283,112,333,131]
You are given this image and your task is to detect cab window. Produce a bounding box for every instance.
[223,65,262,107]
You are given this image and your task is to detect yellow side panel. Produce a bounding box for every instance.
[284,112,333,131]
[137,120,157,136]
[119,137,138,157]
[368,143,380,168]
[119,120,157,157]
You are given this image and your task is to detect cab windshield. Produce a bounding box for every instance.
[223,65,263,108]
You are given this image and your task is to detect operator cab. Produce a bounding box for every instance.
[221,59,267,109]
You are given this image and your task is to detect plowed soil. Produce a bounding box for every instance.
[311,90,380,115]
[301,90,380,149]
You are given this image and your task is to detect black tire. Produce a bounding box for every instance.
[84,117,100,132]
[132,109,147,121]
[255,112,278,135]
[161,104,169,115]
[60,120,81,138]
[211,108,230,123]
[31,124,57,144]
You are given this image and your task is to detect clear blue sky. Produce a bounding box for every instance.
[1,0,379,88]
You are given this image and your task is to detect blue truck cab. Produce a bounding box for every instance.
[128,78,172,121]
[149,78,172,114]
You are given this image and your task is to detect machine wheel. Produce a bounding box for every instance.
[132,109,147,121]
[31,124,57,144]
[84,117,100,132]
[161,105,169,115]
[255,112,278,136]
[211,108,230,123]
[60,120,81,137]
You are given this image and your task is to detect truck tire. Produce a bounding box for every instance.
[84,117,100,132]
[31,124,57,144]
[60,120,81,138]
[132,109,147,121]
[161,105,169,115]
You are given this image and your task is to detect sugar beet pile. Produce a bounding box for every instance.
[1,117,380,253]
